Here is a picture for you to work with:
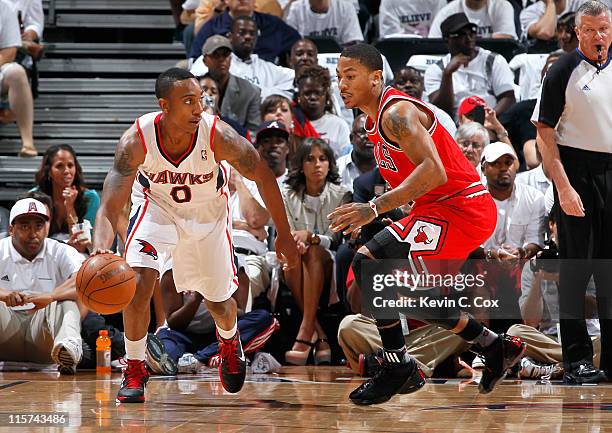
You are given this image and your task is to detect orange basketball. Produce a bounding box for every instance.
[76,253,136,315]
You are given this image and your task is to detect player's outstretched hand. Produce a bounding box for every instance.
[328,202,375,235]
[275,234,300,271]
[89,248,115,256]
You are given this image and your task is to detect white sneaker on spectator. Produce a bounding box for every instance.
[178,353,204,374]
[519,357,563,380]
[251,352,281,374]
[471,355,485,370]
[51,337,82,375]
[111,357,127,371]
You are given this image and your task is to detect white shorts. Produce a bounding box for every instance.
[124,197,238,302]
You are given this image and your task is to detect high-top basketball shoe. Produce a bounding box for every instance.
[116,359,149,403]
[217,331,247,393]
[475,334,526,394]
[349,348,426,405]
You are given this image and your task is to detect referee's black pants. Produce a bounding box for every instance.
[557,146,612,374]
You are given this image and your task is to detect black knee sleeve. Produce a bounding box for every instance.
[351,252,371,290]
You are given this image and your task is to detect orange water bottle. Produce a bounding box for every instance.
[96,330,112,374]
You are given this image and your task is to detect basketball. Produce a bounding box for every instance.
[76,253,136,315]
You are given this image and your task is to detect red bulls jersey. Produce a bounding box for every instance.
[365,86,482,206]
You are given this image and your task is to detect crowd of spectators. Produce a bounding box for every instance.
[0,0,608,382]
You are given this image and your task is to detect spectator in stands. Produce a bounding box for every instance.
[198,73,249,138]
[282,138,350,365]
[191,16,295,99]
[294,64,351,157]
[0,0,36,157]
[189,0,300,62]
[501,51,562,169]
[256,119,290,180]
[0,197,84,373]
[457,96,513,148]
[199,35,261,132]
[556,11,578,52]
[391,66,456,136]
[261,94,302,155]
[429,0,518,39]
[455,121,489,182]
[33,145,100,253]
[378,0,447,38]
[520,0,583,41]
[425,13,516,117]
[287,38,353,127]
[285,0,364,47]
[475,141,545,328]
[12,0,45,60]
[148,259,279,374]
[336,114,375,192]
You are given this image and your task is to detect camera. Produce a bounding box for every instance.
[529,237,559,273]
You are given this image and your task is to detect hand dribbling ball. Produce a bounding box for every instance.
[76,253,136,315]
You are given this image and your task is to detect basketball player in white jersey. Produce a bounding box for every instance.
[92,68,299,403]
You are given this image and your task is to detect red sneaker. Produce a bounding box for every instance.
[116,359,149,403]
[217,331,246,393]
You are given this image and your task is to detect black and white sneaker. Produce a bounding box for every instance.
[564,362,606,384]
[349,349,425,405]
[145,334,177,376]
[476,334,526,394]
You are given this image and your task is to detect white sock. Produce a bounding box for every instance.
[216,320,237,340]
[125,335,147,361]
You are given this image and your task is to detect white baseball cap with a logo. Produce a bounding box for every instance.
[9,198,50,224]
[480,141,516,164]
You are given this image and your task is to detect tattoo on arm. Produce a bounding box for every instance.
[383,106,417,142]
[218,121,259,178]
[115,142,134,176]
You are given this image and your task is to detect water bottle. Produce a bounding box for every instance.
[96,330,111,374]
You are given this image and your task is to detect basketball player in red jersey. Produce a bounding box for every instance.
[329,44,526,405]
[91,68,299,403]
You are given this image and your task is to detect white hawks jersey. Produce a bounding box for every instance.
[130,111,230,239]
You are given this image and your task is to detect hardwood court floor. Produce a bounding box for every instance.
[1,367,612,432]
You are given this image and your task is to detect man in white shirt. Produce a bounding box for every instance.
[0,198,84,373]
[425,13,516,117]
[429,0,518,39]
[477,142,545,328]
[190,16,295,99]
[0,0,36,157]
[286,0,363,46]
[336,114,376,191]
[379,0,447,38]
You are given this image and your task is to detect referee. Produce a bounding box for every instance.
[533,0,612,384]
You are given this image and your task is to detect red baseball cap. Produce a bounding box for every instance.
[458,95,486,117]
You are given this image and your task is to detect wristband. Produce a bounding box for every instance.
[368,200,379,218]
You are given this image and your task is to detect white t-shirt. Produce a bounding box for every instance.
[520,0,585,37]
[424,47,515,113]
[428,0,517,39]
[310,113,351,157]
[0,0,21,49]
[286,0,363,46]
[0,237,84,302]
[379,0,447,38]
[11,0,44,39]
[509,53,547,101]
[190,53,295,100]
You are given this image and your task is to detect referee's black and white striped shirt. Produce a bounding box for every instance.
[532,48,612,153]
